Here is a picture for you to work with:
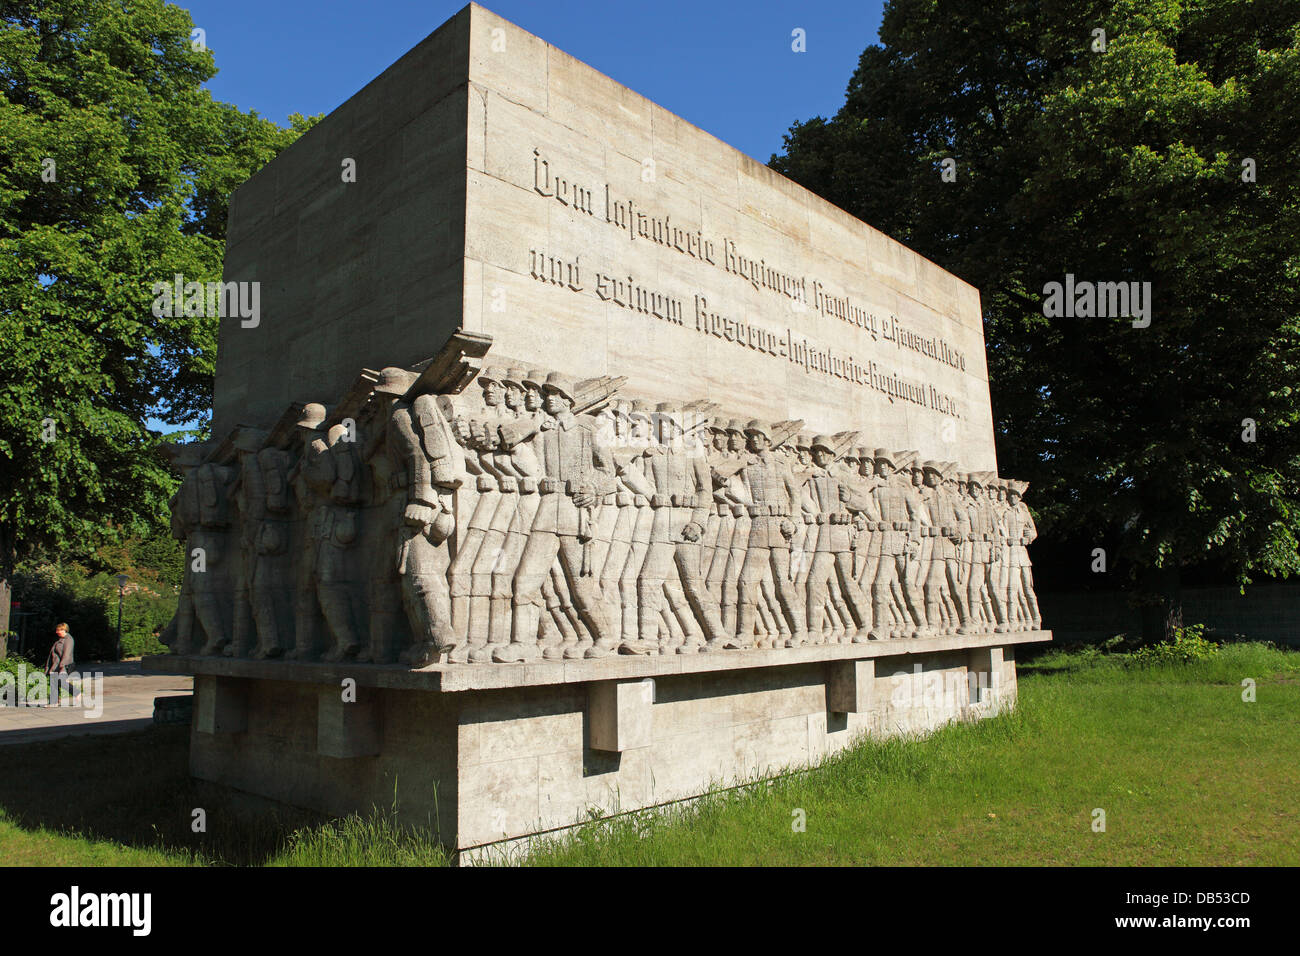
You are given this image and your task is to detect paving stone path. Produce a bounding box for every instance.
[0,661,192,746]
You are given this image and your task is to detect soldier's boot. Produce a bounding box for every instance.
[195,592,230,656]
[468,580,493,645]
[466,586,494,662]
[735,597,759,648]
[250,597,284,660]
[449,588,473,648]
[665,586,702,654]
[964,582,983,634]
[617,592,660,656]
[758,584,787,648]
[1024,578,1042,630]
[989,586,1009,633]
[496,602,542,663]
[941,587,959,633]
[830,589,853,644]
[396,574,455,666]
[360,610,393,664]
[692,589,740,653]
[801,586,827,648]
[562,608,591,659]
[922,587,946,638]
[981,592,996,633]
[937,586,957,634]
[543,580,576,661]
[633,578,666,655]
[488,586,514,650]
[651,608,674,655]
[285,601,310,660]
[319,589,360,662]
[538,614,563,652]
[226,589,252,658]
[898,575,924,638]
[868,589,892,641]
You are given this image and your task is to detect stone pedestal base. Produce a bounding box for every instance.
[148,631,1049,858]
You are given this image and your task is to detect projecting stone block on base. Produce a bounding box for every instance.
[588,679,655,753]
[827,659,875,714]
[194,675,247,735]
[317,686,383,759]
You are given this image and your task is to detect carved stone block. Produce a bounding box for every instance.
[589,678,655,752]
[194,674,247,735]
[317,686,383,759]
[827,659,875,714]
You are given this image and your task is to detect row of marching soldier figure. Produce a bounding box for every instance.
[161,363,1042,666]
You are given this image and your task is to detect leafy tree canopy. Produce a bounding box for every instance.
[772,0,1300,627]
[0,0,317,629]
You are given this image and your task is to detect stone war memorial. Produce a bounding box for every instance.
[148,3,1051,857]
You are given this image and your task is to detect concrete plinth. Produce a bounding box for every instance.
[147,630,1047,856]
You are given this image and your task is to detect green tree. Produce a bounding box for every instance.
[0,0,318,650]
[772,0,1300,639]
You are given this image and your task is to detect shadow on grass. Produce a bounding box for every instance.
[0,725,456,865]
[0,725,324,865]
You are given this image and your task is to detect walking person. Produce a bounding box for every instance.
[44,622,78,707]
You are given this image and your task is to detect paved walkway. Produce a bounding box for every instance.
[0,660,192,746]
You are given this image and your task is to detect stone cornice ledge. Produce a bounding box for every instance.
[144,630,1051,693]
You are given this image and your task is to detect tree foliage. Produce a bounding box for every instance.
[772,0,1300,624]
[0,0,317,624]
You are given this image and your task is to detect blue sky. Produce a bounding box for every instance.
[179,0,886,164]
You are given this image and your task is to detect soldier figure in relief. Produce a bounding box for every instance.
[359,367,416,665]
[919,461,966,635]
[445,368,505,657]
[464,367,516,656]
[288,407,365,661]
[378,382,462,667]
[1005,480,1041,630]
[850,447,884,603]
[486,370,546,654]
[868,449,928,640]
[736,421,806,647]
[904,457,933,633]
[246,444,296,659]
[961,472,996,634]
[788,433,815,602]
[801,435,875,643]
[707,420,751,637]
[166,461,237,656]
[507,373,618,661]
[610,402,657,650]
[624,405,735,654]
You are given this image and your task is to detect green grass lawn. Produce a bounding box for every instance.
[2,642,1297,866]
